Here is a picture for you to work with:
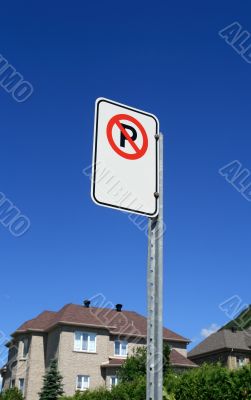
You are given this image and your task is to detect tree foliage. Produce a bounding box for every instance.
[39,359,64,400]
[118,344,171,383]
[118,347,147,383]
[166,363,251,400]
[0,388,23,400]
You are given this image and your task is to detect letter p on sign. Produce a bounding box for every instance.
[91,98,159,217]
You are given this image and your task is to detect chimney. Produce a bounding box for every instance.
[115,304,123,312]
[83,299,91,308]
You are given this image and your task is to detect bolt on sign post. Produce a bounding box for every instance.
[91,98,164,400]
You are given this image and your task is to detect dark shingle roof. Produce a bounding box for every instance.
[170,349,198,368]
[188,329,251,358]
[101,358,125,368]
[14,303,189,343]
[100,350,197,369]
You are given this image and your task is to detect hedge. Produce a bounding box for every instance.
[2,364,251,400]
[61,364,251,400]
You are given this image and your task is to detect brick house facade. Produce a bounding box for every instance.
[1,302,196,399]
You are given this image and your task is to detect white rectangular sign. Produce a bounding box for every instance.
[91,98,159,217]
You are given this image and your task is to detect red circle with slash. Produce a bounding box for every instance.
[106,114,148,160]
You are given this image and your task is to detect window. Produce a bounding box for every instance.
[114,339,128,356]
[74,332,96,352]
[110,376,118,389]
[10,379,15,388]
[237,356,246,368]
[22,338,29,357]
[19,379,25,394]
[76,375,90,391]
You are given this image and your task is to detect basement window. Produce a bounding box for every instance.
[76,375,90,391]
[110,376,118,389]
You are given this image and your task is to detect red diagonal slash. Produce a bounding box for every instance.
[106,114,148,160]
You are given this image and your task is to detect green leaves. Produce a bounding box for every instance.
[39,359,64,400]
[58,364,251,400]
[117,344,171,383]
[118,347,147,383]
[172,364,251,400]
[0,388,24,400]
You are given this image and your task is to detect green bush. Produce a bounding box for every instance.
[111,376,145,400]
[172,363,251,400]
[231,365,251,399]
[61,388,112,400]
[0,388,24,400]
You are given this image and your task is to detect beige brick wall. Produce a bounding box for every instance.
[25,334,45,400]
[58,327,109,395]
[45,328,60,368]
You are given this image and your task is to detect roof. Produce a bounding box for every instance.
[101,358,125,368]
[170,349,198,368]
[221,305,251,331]
[13,303,189,343]
[100,350,197,369]
[188,328,251,359]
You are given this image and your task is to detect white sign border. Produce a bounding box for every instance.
[91,97,160,217]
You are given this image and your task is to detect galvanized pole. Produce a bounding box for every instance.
[147,133,163,400]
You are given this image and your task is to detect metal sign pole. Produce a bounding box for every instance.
[147,133,163,400]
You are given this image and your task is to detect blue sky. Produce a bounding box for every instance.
[0,0,251,365]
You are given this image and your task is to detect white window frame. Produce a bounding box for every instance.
[114,339,128,357]
[19,378,25,394]
[76,375,90,391]
[74,331,96,353]
[110,375,118,389]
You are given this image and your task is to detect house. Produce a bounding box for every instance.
[188,326,251,369]
[1,301,196,399]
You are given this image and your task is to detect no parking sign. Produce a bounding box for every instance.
[91,98,159,217]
